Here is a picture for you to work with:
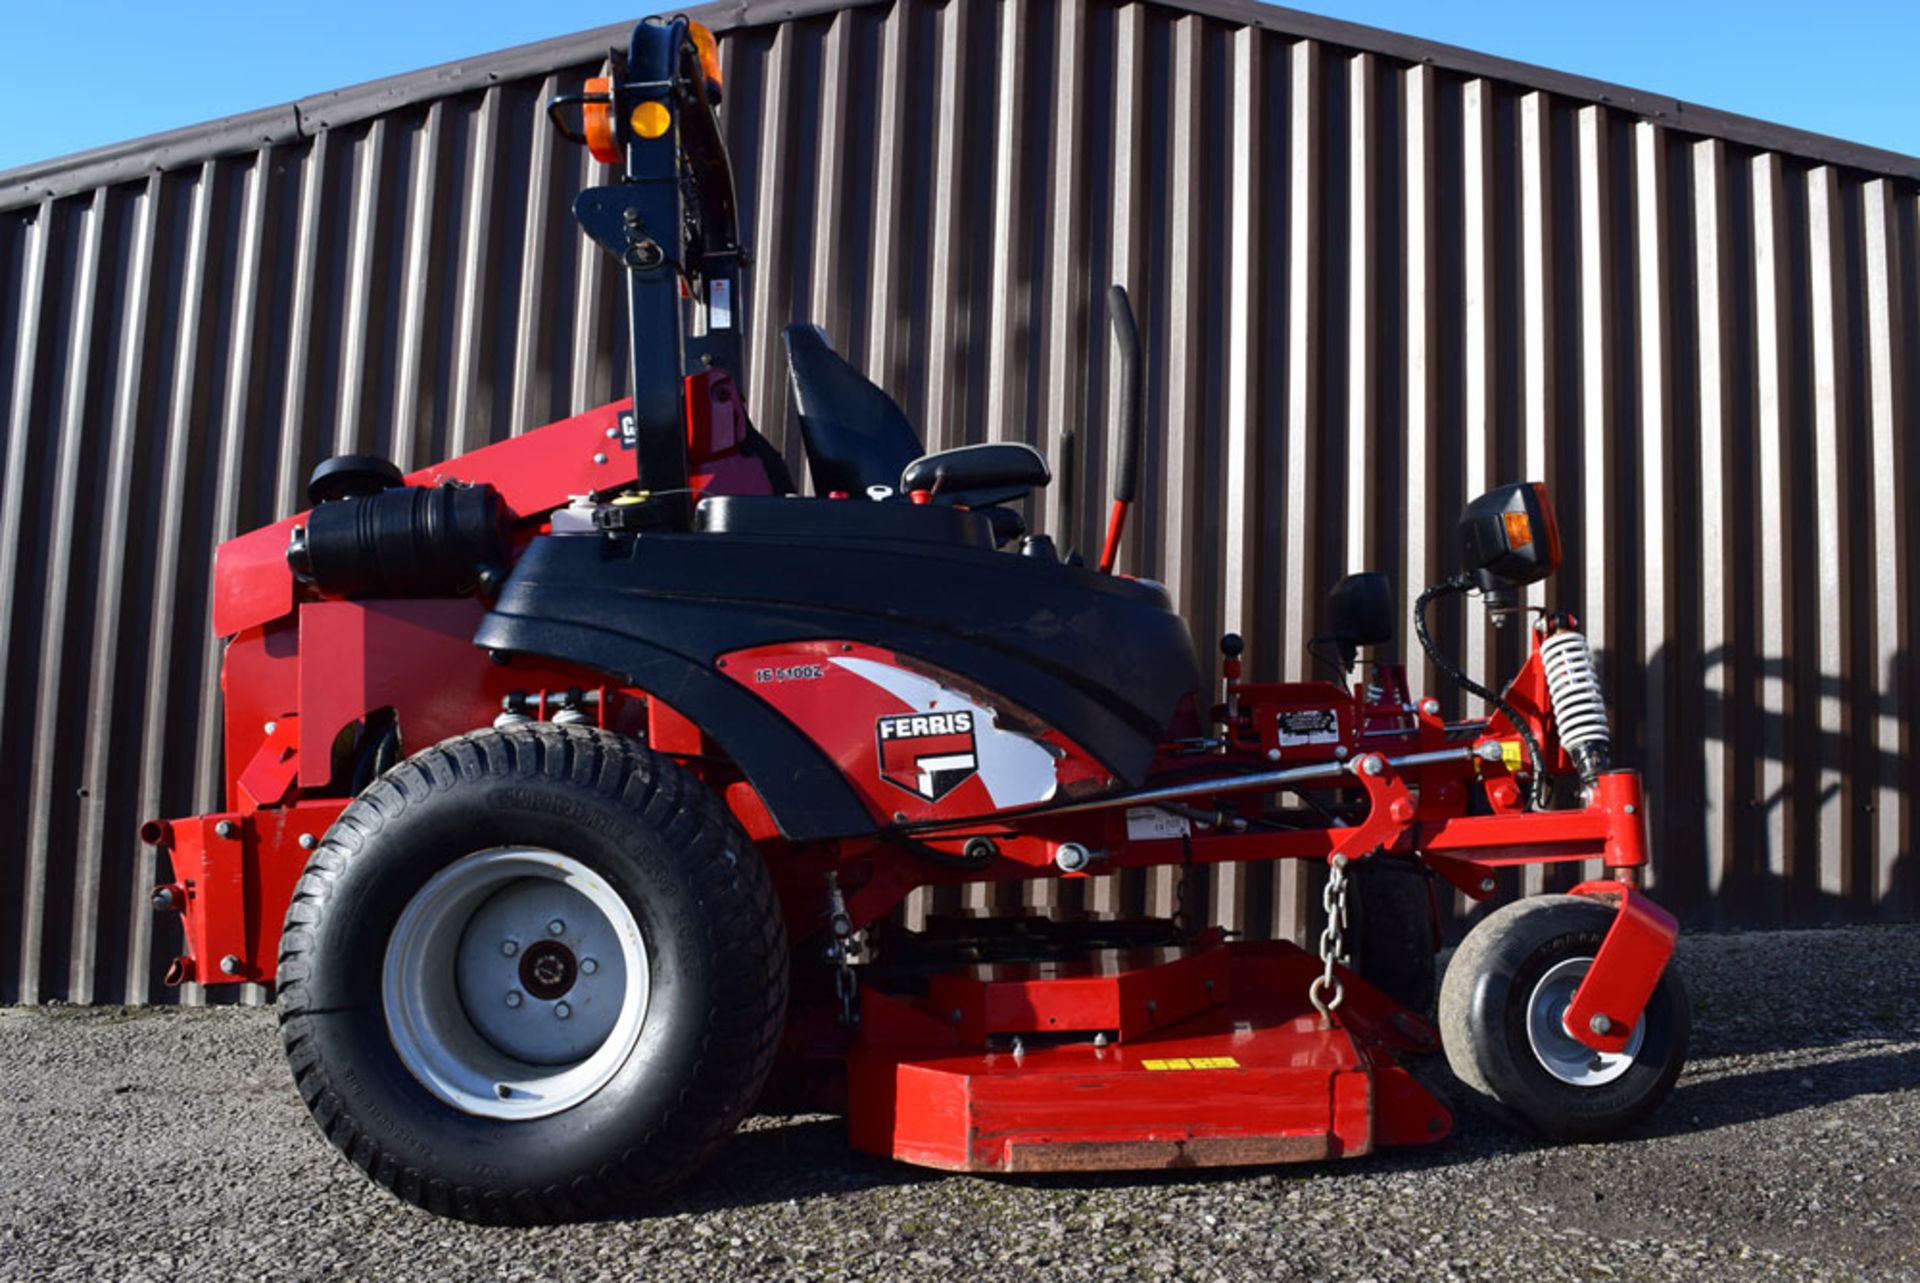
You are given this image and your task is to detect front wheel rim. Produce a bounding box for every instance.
[383,847,650,1120]
[1523,956,1645,1087]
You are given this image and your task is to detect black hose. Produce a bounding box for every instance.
[1415,576,1551,809]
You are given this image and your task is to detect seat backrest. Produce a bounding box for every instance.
[782,324,923,495]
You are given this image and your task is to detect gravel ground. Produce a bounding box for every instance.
[2,924,1916,1283]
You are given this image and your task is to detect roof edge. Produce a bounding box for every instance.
[3,0,1915,214]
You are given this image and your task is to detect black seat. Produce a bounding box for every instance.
[782,325,922,495]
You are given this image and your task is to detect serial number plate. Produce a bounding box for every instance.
[753,664,825,684]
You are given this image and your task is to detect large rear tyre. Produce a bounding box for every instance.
[1438,894,1688,1142]
[277,724,788,1223]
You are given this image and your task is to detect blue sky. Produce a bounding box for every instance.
[1,0,1914,172]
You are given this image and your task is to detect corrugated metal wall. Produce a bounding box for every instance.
[3,0,1917,1004]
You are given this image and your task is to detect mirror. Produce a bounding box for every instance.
[1324,572,1395,670]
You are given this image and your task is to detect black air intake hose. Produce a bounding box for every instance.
[288,482,508,598]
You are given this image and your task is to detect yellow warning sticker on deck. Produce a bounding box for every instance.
[1140,1056,1240,1071]
[1501,740,1523,771]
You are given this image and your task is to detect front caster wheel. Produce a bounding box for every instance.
[277,724,788,1223]
[1438,894,1688,1142]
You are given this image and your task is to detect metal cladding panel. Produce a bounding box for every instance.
[1,0,1917,1003]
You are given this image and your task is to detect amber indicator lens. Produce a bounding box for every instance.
[1502,511,1532,549]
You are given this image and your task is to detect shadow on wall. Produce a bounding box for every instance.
[1625,641,1916,933]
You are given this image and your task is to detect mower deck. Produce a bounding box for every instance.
[848,941,1452,1172]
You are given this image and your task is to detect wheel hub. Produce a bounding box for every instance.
[382,847,650,1120]
[520,940,578,999]
[1524,956,1644,1087]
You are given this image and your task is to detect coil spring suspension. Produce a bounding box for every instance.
[1540,626,1611,784]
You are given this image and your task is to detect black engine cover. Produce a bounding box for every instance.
[475,521,1201,840]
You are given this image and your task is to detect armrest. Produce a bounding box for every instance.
[900,442,1051,496]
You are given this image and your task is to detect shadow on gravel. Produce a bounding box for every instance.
[613,1117,935,1218]
[1647,1045,1920,1137]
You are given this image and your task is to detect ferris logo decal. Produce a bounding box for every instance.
[876,711,978,802]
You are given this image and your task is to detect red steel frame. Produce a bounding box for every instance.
[145,388,1678,1171]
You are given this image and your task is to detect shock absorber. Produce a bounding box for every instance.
[1539,620,1611,785]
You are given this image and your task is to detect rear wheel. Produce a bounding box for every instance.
[1438,894,1688,1141]
[1345,855,1439,1013]
[278,723,787,1223]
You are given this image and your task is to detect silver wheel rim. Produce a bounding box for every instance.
[1524,956,1645,1087]
[383,847,649,1120]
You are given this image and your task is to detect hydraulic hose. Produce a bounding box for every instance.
[1414,576,1551,809]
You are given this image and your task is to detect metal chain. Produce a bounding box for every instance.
[1308,854,1350,1023]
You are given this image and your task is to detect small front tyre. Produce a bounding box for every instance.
[277,724,788,1223]
[1438,894,1688,1142]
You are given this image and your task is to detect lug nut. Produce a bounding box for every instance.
[547,919,566,936]
[505,991,523,1008]
[501,940,519,957]
[554,1002,572,1020]
[580,958,599,976]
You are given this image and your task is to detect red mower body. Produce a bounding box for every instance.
[143,15,1685,1203]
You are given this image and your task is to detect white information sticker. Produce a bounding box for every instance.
[709,279,732,330]
[1276,708,1341,748]
[1125,806,1192,840]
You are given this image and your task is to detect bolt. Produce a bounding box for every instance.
[264,720,277,735]
[950,1008,963,1024]
[497,1084,513,1099]
[1053,842,1092,873]
[1421,698,1441,716]
[501,940,519,957]
[580,957,599,976]
[218,955,242,976]
[555,1002,572,1020]
[1010,1036,1025,1057]
[1093,1031,1108,1047]
[1476,741,1504,761]
[1589,1013,1613,1036]
[1362,755,1385,776]
[592,452,608,465]
[1623,804,1637,815]
[214,820,236,839]
[505,991,523,1008]
[1266,748,1281,762]
[1479,877,1496,894]
[548,919,566,936]
[298,833,316,850]
[605,425,619,439]
[150,887,177,913]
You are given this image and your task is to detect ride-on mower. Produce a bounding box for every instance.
[143,16,1688,1222]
